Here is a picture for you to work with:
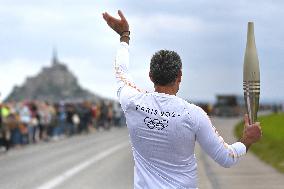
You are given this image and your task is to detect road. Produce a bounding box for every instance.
[0,118,283,189]
[0,128,133,189]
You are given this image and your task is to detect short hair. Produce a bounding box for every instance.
[150,50,182,86]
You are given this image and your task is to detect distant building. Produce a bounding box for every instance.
[213,95,245,117]
[5,50,101,103]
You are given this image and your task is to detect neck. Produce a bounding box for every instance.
[154,85,177,96]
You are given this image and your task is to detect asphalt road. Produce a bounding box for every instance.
[0,128,134,189]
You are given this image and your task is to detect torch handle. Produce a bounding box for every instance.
[243,80,260,125]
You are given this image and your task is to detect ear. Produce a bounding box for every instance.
[177,69,182,83]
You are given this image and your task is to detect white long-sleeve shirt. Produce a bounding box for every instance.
[115,42,246,189]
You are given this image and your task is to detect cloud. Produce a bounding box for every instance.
[131,13,204,36]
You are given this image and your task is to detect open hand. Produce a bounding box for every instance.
[102,10,129,35]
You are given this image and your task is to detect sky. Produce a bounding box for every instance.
[0,0,283,103]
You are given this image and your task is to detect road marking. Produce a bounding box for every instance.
[36,142,129,189]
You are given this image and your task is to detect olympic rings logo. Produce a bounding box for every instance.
[144,117,168,130]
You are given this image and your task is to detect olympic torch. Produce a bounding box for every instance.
[243,22,260,125]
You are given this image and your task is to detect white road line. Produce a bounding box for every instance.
[36,142,129,189]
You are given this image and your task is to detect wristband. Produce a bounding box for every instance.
[120,35,130,41]
[120,31,130,41]
[120,31,130,36]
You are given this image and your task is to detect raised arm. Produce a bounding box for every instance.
[102,10,143,112]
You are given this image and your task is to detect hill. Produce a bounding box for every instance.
[5,51,100,102]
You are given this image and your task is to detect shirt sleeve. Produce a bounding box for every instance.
[114,42,144,112]
[195,107,246,168]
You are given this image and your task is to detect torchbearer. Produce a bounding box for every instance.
[103,11,262,188]
[243,22,260,125]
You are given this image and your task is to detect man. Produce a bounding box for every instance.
[103,10,262,189]
[0,95,10,151]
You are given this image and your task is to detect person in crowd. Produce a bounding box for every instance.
[29,102,40,143]
[79,101,92,133]
[72,108,80,133]
[38,102,51,141]
[56,102,66,138]
[100,101,109,130]
[7,112,21,147]
[0,104,10,151]
[65,104,76,136]
[107,102,113,128]
[18,102,31,144]
[91,103,97,129]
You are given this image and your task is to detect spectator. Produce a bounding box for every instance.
[78,101,92,133]
[0,99,124,150]
[0,104,10,151]
[65,104,75,136]
[19,102,30,144]
[29,103,40,143]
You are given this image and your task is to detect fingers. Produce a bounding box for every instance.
[257,122,263,137]
[102,12,108,21]
[118,10,126,21]
[244,114,250,127]
[102,12,120,23]
[102,12,111,22]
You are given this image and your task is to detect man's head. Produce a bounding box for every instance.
[149,50,182,92]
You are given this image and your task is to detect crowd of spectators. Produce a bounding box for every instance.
[0,100,125,151]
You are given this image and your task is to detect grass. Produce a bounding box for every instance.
[234,113,284,173]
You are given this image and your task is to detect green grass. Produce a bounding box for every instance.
[234,113,284,173]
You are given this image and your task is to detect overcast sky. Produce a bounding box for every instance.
[0,0,283,103]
